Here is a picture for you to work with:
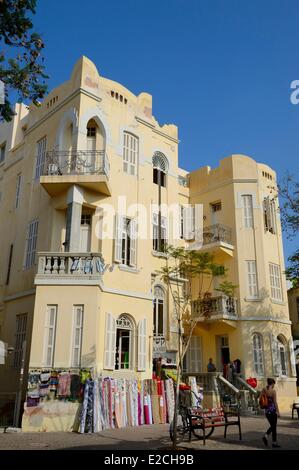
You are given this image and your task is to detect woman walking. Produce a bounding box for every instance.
[262,378,280,448]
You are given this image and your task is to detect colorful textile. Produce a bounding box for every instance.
[58,374,71,396]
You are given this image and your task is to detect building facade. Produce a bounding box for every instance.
[0,57,297,429]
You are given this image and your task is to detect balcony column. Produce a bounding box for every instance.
[65,185,84,252]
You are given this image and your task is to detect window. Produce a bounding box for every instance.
[153,152,168,188]
[13,314,27,368]
[211,202,222,213]
[263,197,277,234]
[43,305,57,367]
[153,286,165,336]
[87,126,96,137]
[152,213,167,253]
[123,132,138,175]
[72,305,84,367]
[35,137,47,179]
[24,219,38,269]
[15,173,22,208]
[114,215,136,266]
[6,244,13,285]
[183,336,202,373]
[242,195,254,228]
[0,142,6,164]
[269,263,282,301]
[253,333,264,376]
[277,337,287,376]
[115,315,133,370]
[246,260,258,299]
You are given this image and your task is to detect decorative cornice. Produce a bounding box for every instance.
[135,116,179,144]
[3,288,36,302]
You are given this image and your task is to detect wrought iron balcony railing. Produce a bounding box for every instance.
[192,295,237,318]
[42,150,110,178]
[202,224,232,246]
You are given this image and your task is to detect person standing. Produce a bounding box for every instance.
[262,378,281,448]
[207,358,216,372]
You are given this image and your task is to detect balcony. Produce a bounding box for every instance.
[153,335,166,357]
[40,150,111,196]
[195,224,234,256]
[35,252,104,286]
[192,295,238,321]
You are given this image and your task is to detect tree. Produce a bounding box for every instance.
[158,246,236,449]
[278,173,299,286]
[0,0,47,121]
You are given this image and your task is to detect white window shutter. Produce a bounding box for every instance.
[129,218,137,267]
[183,206,193,240]
[288,338,297,377]
[270,333,280,376]
[104,313,116,370]
[114,215,123,263]
[137,318,147,371]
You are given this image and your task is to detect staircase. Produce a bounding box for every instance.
[216,375,262,415]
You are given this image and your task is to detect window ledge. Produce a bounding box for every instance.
[152,251,168,259]
[0,161,5,168]
[118,265,140,274]
[271,299,285,306]
[244,297,261,302]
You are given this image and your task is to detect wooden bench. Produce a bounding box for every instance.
[188,405,242,445]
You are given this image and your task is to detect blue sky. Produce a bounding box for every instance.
[33,0,298,261]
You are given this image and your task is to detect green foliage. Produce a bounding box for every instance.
[215,280,238,297]
[278,173,299,285]
[0,0,48,121]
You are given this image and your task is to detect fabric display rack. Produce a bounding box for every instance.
[25,369,175,433]
[79,377,175,433]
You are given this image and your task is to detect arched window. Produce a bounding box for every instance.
[253,333,264,376]
[153,286,165,336]
[153,152,168,187]
[123,132,138,175]
[115,314,134,370]
[277,335,288,376]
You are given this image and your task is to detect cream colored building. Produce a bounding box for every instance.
[0,57,297,428]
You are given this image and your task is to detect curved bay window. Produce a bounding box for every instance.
[153,286,165,337]
[115,315,134,370]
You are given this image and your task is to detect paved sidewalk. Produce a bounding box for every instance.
[0,415,298,450]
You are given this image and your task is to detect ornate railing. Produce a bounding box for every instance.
[178,175,189,187]
[37,252,104,276]
[153,335,166,354]
[202,224,232,245]
[41,150,110,177]
[192,295,237,318]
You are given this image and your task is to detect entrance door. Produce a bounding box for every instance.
[80,214,91,252]
[217,335,230,377]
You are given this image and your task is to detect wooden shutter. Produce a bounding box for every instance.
[114,214,123,263]
[270,333,280,376]
[288,337,297,377]
[44,305,57,367]
[137,318,147,371]
[72,305,84,367]
[183,206,193,240]
[129,218,137,267]
[104,312,116,370]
